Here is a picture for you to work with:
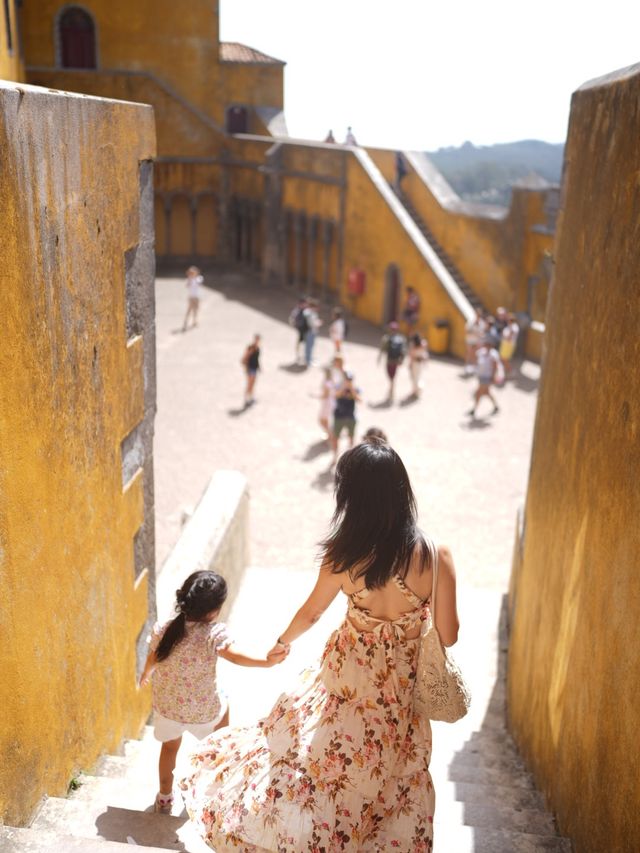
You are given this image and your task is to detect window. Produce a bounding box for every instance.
[226,106,248,134]
[59,6,96,69]
[4,0,13,53]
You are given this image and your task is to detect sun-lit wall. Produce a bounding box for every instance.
[0,80,156,826]
[507,63,640,853]
[0,0,24,81]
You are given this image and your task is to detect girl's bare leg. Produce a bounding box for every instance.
[215,707,230,730]
[158,736,182,795]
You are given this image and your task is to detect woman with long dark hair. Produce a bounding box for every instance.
[179,440,460,851]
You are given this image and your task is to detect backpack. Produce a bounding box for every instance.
[294,308,309,334]
[387,333,406,361]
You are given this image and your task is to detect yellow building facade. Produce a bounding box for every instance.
[0,0,24,81]
[0,80,157,825]
[507,64,640,853]
[16,0,554,359]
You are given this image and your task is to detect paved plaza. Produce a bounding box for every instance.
[153,267,541,779]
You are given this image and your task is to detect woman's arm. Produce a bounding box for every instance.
[218,644,288,668]
[434,545,460,647]
[267,562,343,657]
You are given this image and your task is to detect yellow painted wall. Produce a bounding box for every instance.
[27,68,223,158]
[0,0,23,81]
[220,62,283,112]
[22,0,222,125]
[344,152,468,356]
[507,65,640,853]
[0,81,156,825]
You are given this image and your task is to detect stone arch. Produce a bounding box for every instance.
[56,4,97,68]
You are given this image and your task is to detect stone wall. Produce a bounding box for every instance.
[0,81,156,825]
[507,63,640,853]
[0,0,23,82]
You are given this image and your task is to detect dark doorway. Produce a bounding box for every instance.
[226,106,248,134]
[383,264,401,324]
[59,7,96,69]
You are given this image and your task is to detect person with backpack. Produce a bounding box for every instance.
[378,321,407,403]
[288,297,309,364]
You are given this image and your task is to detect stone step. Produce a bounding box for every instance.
[436,797,557,835]
[433,821,572,853]
[69,773,176,812]
[439,779,545,811]
[0,825,170,852]
[30,797,210,852]
[446,762,537,790]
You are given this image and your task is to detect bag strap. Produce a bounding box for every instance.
[429,539,439,623]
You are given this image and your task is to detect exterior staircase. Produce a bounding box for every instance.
[0,598,572,853]
[392,186,488,314]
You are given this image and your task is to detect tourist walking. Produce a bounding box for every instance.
[182,266,203,331]
[329,306,347,353]
[407,332,429,397]
[303,298,322,367]
[139,571,286,815]
[467,337,503,418]
[318,365,335,437]
[177,441,460,851]
[288,297,308,364]
[401,285,421,333]
[330,369,361,463]
[499,312,519,378]
[241,334,261,406]
[378,321,407,402]
[464,309,487,375]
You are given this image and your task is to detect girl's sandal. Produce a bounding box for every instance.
[154,792,174,814]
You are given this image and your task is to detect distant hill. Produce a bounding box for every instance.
[426,140,564,206]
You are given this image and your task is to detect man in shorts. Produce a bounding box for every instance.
[467,337,503,418]
[331,370,361,463]
[378,321,407,403]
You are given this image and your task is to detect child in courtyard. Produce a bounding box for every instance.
[140,571,287,814]
[407,332,429,397]
[183,266,203,331]
[318,366,335,437]
[241,334,261,406]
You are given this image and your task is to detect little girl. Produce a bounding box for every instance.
[140,570,286,813]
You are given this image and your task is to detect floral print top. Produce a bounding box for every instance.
[149,620,231,724]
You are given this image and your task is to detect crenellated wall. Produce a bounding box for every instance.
[507,63,640,853]
[0,81,157,826]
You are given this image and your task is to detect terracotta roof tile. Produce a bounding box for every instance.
[220,42,285,65]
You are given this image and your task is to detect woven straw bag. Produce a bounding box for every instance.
[413,542,471,723]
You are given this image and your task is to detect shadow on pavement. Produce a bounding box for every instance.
[278,361,308,374]
[311,464,335,492]
[228,404,251,417]
[302,439,331,461]
[367,399,393,410]
[460,417,493,430]
[399,393,420,407]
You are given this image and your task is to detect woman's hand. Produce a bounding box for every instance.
[266,640,290,661]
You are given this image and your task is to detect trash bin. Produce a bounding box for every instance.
[428,318,450,354]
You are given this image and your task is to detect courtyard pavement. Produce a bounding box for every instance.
[153,266,541,779]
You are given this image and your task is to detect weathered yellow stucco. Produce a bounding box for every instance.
[0,0,24,81]
[0,81,156,826]
[507,64,640,853]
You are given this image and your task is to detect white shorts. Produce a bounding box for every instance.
[153,701,227,742]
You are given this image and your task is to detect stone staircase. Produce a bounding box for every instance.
[0,585,572,852]
[392,186,488,314]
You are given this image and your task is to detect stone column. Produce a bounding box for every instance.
[190,196,198,258]
[293,213,303,290]
[306,217,316,294]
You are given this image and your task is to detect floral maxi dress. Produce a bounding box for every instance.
[177,577,435,852]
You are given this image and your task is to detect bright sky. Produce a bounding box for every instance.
[220,0,640,151]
